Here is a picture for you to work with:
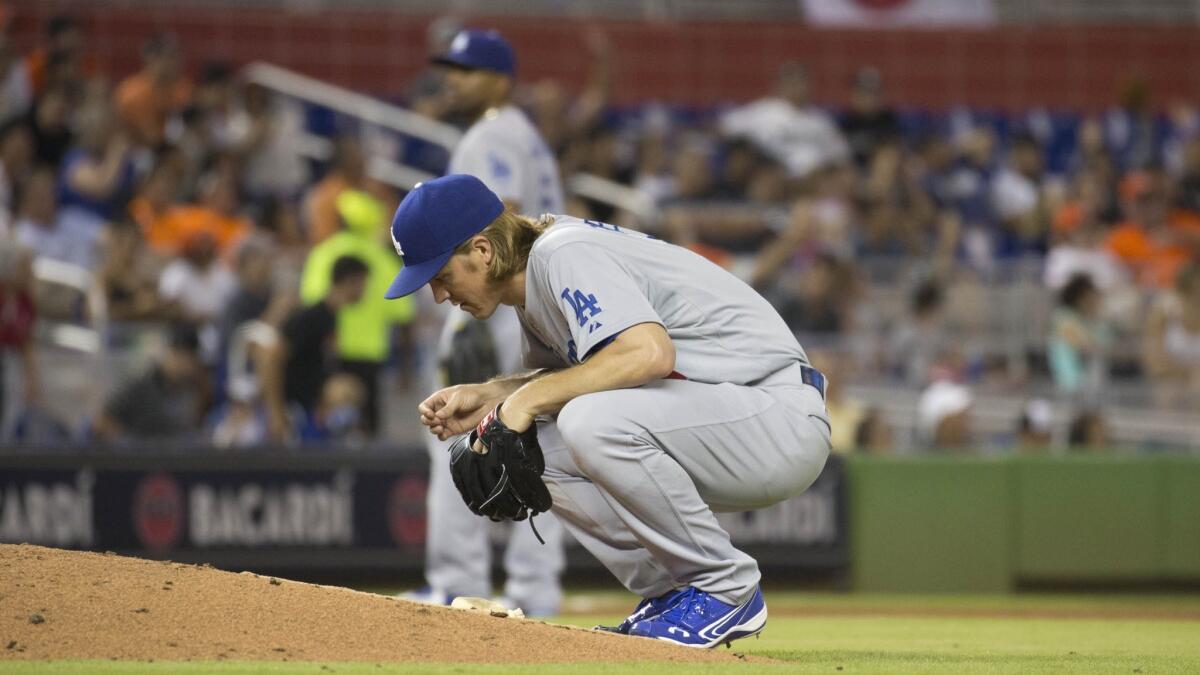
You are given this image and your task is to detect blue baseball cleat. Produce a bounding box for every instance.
[628,586,767,648]
[593,588,690,634]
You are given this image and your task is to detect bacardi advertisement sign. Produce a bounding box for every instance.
[0,449,845,574]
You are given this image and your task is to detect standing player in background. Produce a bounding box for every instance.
[403,29,566,617]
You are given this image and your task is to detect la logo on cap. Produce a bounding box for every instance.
[391,230,404,258]
[392,181,424,258]
[451,32,470,52]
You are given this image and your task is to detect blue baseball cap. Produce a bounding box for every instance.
[432,29,515,77]
[384,174,505,299]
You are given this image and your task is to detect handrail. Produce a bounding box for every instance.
[288,129,435,189]
[32,257,93,293]
[31,257,107,354]
[44,324,101,354]
[845,382,1200,451]
[567,173,658,223]
[242,61,463,150]
[366,154,437,190]
[242,61,660,223]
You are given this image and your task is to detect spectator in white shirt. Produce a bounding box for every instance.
[720,62,849,180]
[158,230,237,326]
[990,133,1049,255]
[230,83,310,203]
[14,165,104,271]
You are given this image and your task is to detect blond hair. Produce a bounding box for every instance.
[454,209,552,282]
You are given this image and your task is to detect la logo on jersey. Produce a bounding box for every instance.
[561,287,602,328]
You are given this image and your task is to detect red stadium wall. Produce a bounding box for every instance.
[9,2,1200,111]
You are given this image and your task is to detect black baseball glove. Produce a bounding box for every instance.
[439,319,500,386]
[448,403,553,542]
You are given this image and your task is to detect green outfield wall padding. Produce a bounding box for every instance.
[1013,457,1165,578]
[847,457,1013,592]
[846,455,1200,591]
[1164,458,1200,577]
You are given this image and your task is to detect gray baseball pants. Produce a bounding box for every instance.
[537,363,831,606]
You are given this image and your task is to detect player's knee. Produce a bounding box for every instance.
[557,393,625,471]
[556,394,603,449]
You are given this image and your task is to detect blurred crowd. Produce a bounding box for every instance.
[0,17,413,447]
[0,15,1198,452]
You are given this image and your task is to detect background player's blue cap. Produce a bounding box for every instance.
[384,174,505,299]
[431,29,516,77]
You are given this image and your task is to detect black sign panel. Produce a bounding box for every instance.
[0,450,845,574]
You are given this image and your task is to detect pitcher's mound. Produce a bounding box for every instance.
[0,544,744,664]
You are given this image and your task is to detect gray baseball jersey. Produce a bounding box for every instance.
[447,104,564,215]
[517,215,810,382]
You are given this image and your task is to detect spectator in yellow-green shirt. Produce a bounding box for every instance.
[299,189,414,434]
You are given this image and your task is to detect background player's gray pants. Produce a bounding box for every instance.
[538,364,830,607]
[424,433,565,614]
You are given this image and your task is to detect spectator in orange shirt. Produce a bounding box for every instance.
[1104,170,1200,287]
[1052,170,1111,242]
[302,135,394,245]
[128,161,180,240]
[143,171,248,256]
[115,33,190,148]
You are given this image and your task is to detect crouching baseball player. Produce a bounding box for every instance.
[385,174,831,648]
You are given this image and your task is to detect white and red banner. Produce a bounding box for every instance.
[802,0,996,28]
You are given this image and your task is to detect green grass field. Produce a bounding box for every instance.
[4,591,1198,674]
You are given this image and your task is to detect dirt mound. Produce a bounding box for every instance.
[0,544,743,664]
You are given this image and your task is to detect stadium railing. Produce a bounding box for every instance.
[241,61,657,224]
[842,380,1200,453]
